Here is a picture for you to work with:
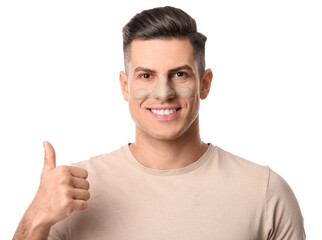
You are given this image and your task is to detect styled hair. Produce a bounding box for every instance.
[122,6,207,76]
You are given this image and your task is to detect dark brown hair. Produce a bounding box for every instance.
[122,6,207,76]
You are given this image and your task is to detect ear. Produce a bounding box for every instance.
[119,71,130,102]
[200,69,213,100]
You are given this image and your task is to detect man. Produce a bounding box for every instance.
[13,6,305,239]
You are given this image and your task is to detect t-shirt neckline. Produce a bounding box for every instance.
[122,143,215,176]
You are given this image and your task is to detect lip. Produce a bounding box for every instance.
[145,105,181,110]
[147,107,182,120]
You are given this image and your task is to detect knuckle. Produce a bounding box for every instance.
[58,175,71,185]
[62,187,71,198]
[57,165,68,174]
[57,165,64,172]
[63,198,73,209]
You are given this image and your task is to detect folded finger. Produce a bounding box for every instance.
[69,166,88,179]
[72,177,90,190]
[71,188,90,201]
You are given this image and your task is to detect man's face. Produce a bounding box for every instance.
[120,39,212,141]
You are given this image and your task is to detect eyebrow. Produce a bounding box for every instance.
[133,65,194,74]
[169,65,194,73]
[133,67,156,73]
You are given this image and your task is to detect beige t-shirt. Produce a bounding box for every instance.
[48,144,305,239]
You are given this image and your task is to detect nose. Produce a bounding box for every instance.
[152,75,176,100]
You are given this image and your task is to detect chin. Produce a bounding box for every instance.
[151,134,181,141]
[144,127,188,141]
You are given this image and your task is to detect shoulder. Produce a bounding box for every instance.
[214,146,270,182]
[70,145,127,175]
[216,146,264,168]
[265,168,303,217]
[266,168,298,202]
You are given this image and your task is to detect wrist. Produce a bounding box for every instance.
[13,209,52,240]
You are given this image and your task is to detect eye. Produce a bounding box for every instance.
[172,71,188,79]
[141,73,151,79]
[175,72,185,77]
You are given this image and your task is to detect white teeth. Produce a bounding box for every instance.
[151,108,177,115]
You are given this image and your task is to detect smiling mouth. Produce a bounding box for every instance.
[147,108,182,116]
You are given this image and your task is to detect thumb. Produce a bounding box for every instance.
[42,141,56,172]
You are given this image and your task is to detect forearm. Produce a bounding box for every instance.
[13,207,52,240]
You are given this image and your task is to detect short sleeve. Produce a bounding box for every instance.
[264,167,306,239]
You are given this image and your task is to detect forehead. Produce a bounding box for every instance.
[128,39,196,72]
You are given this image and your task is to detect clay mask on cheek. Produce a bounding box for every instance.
[132,88,153,100]
[132,74,195,100]
[174,85,195,99]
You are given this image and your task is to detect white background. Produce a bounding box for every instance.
[0,0,321,238]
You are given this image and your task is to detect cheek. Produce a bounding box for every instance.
[132,88,152,100]
[128,99,141,124]
[174,87,195,99]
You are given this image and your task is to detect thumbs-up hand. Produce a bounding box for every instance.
[28,141,90,227]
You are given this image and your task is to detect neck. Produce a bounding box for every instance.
[129,117,208,170]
